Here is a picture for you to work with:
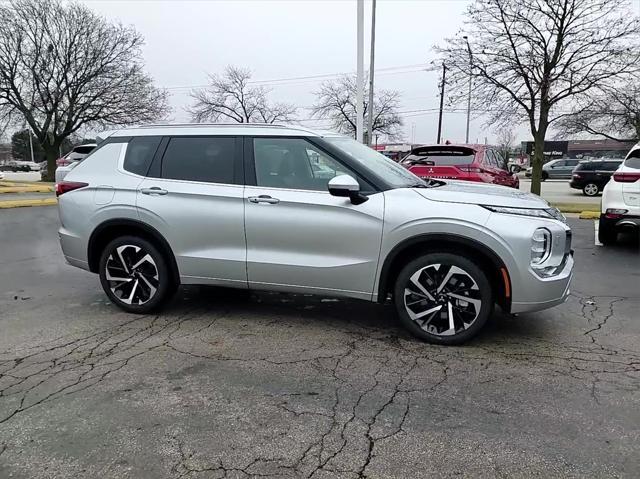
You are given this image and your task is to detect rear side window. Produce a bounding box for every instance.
[575,162,596,171]
[602,161,622,171]
[123,136,161,176]
[73,145,95,155]
[625,149,640,169]
[566,159,579,167]
[161,137,235,183]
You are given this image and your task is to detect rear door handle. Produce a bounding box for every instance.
[248,195,280,204]
[140,187,168,196]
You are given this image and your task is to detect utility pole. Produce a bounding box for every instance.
[356,0,365,143]
[28,128,34,163]
[366,0,377,145]
[436,62,447,144]
[463,36,472,144]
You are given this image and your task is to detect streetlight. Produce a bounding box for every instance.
[463,35,472,144]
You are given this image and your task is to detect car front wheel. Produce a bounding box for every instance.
[99,236,174,313]
[393,253,493,345]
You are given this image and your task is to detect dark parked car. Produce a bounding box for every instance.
[570,159,624,196]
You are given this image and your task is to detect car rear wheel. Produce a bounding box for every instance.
[598,216,617,245]
[99,236,174,313]
[583,183,600,196]
[393,253,493,345]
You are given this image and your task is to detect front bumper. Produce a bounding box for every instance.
[510,253,574,314]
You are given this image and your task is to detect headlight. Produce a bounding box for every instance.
[482,205,566,223]
[531,228,551,265]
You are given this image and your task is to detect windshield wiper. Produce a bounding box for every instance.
[409,179,444,188]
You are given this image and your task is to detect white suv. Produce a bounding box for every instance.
[56,124,573,344]
[599,144,640,244]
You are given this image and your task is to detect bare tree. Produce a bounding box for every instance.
[311,75,403,141]
[0,0,169,180]
[436,0,640,194]
[189,66,296,124]
[496,128,516,164]
[555,81,640,141]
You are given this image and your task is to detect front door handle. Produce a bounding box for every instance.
[248,195,280,204]
[140,187,168,196]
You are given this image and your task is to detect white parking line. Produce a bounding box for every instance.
[594,220,603,246]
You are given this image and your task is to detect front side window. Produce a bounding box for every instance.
[253,138,353,191]
[161,137,235,183]
[124,136,161,176]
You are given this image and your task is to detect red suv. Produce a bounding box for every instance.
[401,144,519,188]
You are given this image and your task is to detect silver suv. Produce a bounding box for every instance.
[57,124,573,344]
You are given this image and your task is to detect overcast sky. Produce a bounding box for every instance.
[78,0,515,144]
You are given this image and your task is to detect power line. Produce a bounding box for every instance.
[163,64,429,91]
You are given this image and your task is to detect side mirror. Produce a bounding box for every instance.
[328,175,368,205]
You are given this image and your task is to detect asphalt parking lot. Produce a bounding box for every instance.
[1,207,638,478]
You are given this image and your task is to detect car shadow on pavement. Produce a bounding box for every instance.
[160,284,551,346]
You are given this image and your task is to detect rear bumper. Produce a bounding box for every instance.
[569,179,583,190]
[59,228,90,272]
[612,216,640,229]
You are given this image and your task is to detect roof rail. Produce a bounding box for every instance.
[135,122,291,129]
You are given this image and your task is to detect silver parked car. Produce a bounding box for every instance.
[57,124,573,345]
[525,158,581,180]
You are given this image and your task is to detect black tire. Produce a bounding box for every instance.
[598,216,617,245]
[393,252,493,345]
[99,235,175,313]
[541,171,548,181]
[582,182,600,197]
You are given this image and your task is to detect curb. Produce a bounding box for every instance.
[578,211,600,220]
[0,186,54,194]
[0,198,57,209]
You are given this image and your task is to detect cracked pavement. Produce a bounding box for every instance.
[1,208,639,478]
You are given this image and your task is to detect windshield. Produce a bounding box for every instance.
[324,136,424,188]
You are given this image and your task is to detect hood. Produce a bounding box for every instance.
[415,180,549,208]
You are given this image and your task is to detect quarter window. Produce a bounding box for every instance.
[161,137,235,183]
[253,138,354,191]
[123,136,162,176]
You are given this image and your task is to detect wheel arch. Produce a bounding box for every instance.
[88,219,180,285]
[377,233,511,311]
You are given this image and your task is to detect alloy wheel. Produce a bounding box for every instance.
[584,183,599,196]
[403,263,482,336]
[104,244,159,305]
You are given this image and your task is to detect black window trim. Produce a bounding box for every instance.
[243,135,382,193]
[121,135,164,177]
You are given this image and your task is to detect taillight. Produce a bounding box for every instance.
[457,165,483,173]
[55,181,88,197]
[613,172,640,183]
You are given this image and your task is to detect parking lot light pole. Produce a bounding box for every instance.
[356,0,365,143]
[366,0,377,146]
[463,35,472,144]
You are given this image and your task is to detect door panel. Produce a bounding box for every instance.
[137,179,246,284]
[244,187,384,297]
